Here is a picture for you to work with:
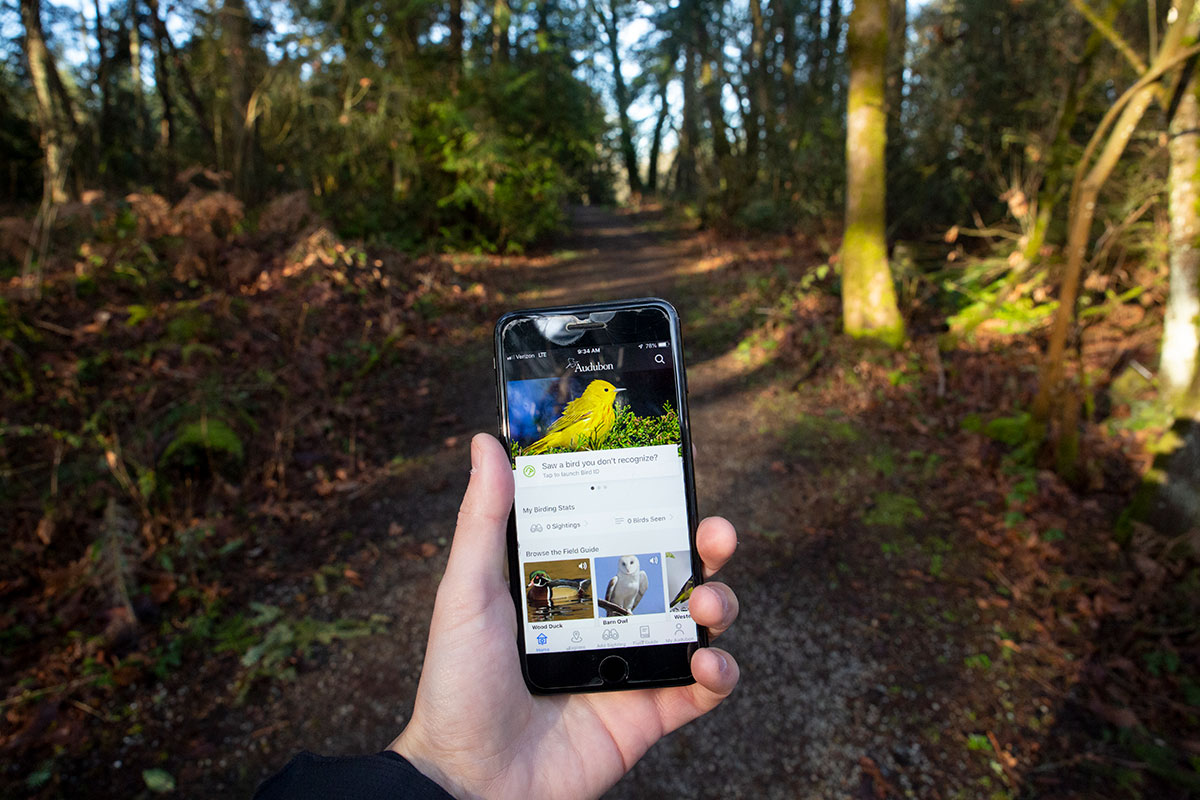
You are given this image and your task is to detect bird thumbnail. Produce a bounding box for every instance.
[669,576,694,610]
[604,555,649,616]
[523,560,595,622]
[525,379,625,454]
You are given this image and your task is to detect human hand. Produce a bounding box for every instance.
[389,433,740,800]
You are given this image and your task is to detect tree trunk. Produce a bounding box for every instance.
[697,14,732,198]
[222,0,254,197]
[647,81,670,193]
[1032,0,1199,425]
[449,0,464,78]
[823,0,842,95]
[676,43,700,196]
[147,0,216,159]
[130,1,147,155]
[149,8,175,166]
[1162,69,1200,405]
[599,0,642,195]
[885,0,905,166]
[20,0,76,204]
[491,0,511,65]
[746,0,770,174]
[93,0,111,138]
[776,0,797,114]
[842,0,904,347]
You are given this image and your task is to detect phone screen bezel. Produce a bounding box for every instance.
[494,298,707,693]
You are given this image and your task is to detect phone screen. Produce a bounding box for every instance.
[498,307,699,661]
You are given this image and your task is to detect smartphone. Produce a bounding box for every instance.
[494,298,706,693]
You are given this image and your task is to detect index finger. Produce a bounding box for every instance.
[695,516,736,579]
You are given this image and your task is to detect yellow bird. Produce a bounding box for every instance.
[525,379,624,454]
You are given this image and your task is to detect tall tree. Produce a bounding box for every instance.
[449,0,465,81]
[675,41,700,196]
[842,0,904,347]
[492,0,511,65]
[745,0,770,177]
[221,0,256,197]
[596,0,642,195]
[646,78,670,193]
[1162,70,1200,408]
[147,0,217,159]
[20,0,78,204]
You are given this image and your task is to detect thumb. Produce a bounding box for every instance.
[442,433,514,592]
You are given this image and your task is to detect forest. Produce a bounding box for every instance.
[2,0,1199,795]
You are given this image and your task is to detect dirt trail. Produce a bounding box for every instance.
[228,207,952,798]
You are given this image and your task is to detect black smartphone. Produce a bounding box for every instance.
[494,298,707,693]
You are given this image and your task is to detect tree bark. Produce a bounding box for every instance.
[676,43,700,196]
[1162,69,1200,406]
[842,0,904,347]
[20,0,76,204]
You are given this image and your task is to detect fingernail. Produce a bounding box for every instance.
[714,651,729,674]
[470,435,481,474]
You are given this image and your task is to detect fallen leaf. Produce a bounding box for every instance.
[35,517,54,546]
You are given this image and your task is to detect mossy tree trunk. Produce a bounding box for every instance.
[842,0,905,348]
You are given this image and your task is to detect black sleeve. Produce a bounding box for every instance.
[253,751,456,800]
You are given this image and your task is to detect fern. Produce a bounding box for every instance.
[92,498,140,622]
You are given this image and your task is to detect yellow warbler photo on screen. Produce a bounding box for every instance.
[525,379,624,454]
[505,352,682,457]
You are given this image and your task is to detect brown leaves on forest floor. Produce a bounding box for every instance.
[0,187,520,791]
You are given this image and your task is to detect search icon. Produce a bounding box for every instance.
[654,354,665,364]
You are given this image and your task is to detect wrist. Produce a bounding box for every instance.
[389,728,466,800]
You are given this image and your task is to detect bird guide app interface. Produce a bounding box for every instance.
[502,332,698,656]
